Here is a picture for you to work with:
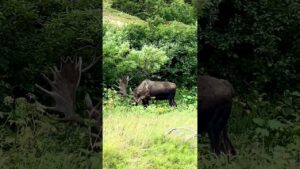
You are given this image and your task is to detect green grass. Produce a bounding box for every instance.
[103,89,197,169]
[103,88,300,168]
[103,1,146,27]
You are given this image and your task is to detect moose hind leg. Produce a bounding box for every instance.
[207,127,221,155]
[168,98,176,107]
[223,128,236,155]
[219,129,229,154]
[169,92,176,107]
[172,99,177,107]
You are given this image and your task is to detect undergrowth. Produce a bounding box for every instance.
[0,97,101,169]
[199,90,300,169]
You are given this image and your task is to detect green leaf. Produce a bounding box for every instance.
[291,91,300,97]
[253,118,265,127]
[267,119,285,130]
[255,127,269,137]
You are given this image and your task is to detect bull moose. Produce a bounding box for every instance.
[132,79,177,107]
[198,75,236,155]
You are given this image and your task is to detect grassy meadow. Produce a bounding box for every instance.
[103,88,197,169]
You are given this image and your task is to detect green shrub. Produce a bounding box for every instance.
[111,0,196,25]
[103,24,169,85]
[103,21,196,88]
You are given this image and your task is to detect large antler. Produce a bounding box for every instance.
[114,76,131,96]
[35,57,83,122]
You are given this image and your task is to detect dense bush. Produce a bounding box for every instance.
[152,22,197,87]
[103,24,168,86]
[103,21,196,88]
[111,0,196,25]
[0,0,101,106]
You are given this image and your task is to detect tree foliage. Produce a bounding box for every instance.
[199,0,300,95]
[103,21,196,87]
[0,0,101,103]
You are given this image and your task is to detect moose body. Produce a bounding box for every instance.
[198,75,236,155]
[132,80,177,107]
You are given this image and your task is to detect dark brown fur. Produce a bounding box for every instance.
[132,79,177,107]
[198,75,236,155]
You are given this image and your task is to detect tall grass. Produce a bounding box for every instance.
[103,88,197,169]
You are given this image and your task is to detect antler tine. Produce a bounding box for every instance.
[76,57,83,69]
[82,56,100,73]
[60,57,66,70]
[35,84,53,96]
[70,56,74,63]
[41,73,55,89]
[75,57,82,88]
[63,56,70,63]
[85,93,93,109]
[113,84,121,89]
[50,67,57,81]
[75,56,78,65]
[54,65,59,73]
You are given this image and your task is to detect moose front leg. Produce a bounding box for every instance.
[142,99,149,107]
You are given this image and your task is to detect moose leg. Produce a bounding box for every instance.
[215,104,234,155]
[207,128,221,155]
[172,99,177,107]
[169,92,177,107]
[222,127,236,155]
[207,117,222,155]
[219,129,229,154]
[169,98,176,107]
[168,98,173,107]
[142,99,149,107]
[220,106,236,155]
